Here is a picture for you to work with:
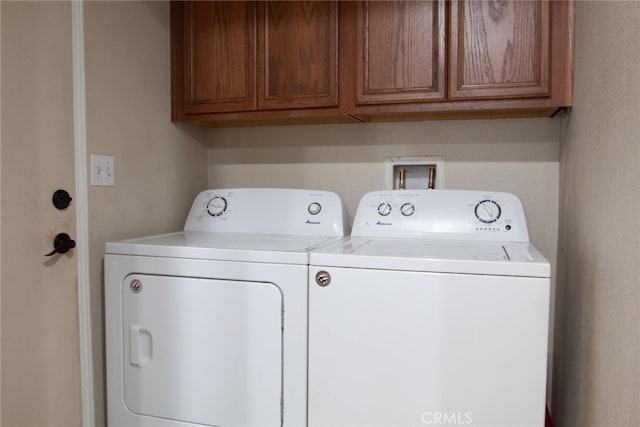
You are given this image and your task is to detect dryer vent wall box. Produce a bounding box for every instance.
[104,188,348,427]
[308,189,551,427]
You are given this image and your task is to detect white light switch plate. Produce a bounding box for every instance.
[90,154,114,186]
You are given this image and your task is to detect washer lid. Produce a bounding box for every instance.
[310,238,550,278]
[106,231,340,264]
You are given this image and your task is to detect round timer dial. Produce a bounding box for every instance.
[475,200,501,223]
[207,196,228,217]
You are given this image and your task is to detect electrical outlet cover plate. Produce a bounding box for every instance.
[385,156,444,190]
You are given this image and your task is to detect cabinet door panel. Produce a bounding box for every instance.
[184,1,256,113]
[356,1,446,104]
[450,0,550,99]
[259,1,338,109]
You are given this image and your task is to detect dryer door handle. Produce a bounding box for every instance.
[130,325,153,366]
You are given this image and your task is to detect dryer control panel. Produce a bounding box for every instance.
[184,188,349,236]
[352,190,529,242]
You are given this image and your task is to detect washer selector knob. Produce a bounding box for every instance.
[207,196,228,217]
[377,203,392,216]
[400,203,415,217]
[475,200,502,223]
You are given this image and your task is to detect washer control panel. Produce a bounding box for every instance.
[185,188,349,236]
[353,190,529,242]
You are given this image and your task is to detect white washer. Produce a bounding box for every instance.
[105,188,348,427]
[308,190,550,427]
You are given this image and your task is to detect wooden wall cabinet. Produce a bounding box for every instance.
[172,0,574,126]
[449,0,551,100]
[172,1,353,126]
[350,0,574,121]
[353,1,446,104]
[179,1,256,114]
[259,1,338,110]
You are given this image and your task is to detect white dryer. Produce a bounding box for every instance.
[308,190,550,427]
[105,188,348,427]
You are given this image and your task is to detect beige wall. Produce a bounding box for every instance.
[84,1,207,424]
[552,2,640,426]
[2,2,207,425]
[85,1,207,425]
[1,2,81,425]
[208,118,561,279]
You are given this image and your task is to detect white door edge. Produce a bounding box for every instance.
[71,2,95,425]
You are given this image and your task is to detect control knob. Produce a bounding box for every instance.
[475,200,501,223]
[308,202,322,215]
[207,196,227,217]
[377,202,392,216]
[400,203,415,217]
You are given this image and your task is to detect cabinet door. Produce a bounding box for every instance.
[450,0,550,99]
[355,1,446,105]
[258,1,338,109]
[182,1,257,113]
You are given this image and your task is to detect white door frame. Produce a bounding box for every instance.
[71,1,95,425]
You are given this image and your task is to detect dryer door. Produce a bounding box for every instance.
[122,274,283,426]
